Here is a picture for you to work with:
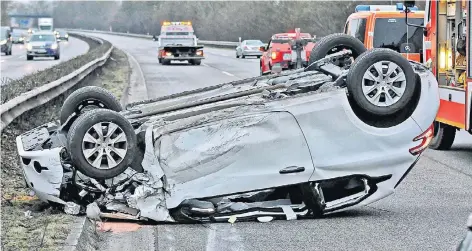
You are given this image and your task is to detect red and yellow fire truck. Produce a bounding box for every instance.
[420,0,472,149]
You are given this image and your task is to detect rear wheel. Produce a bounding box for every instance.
[54,54,60,60]
[306,33,366,71]
[429,122,456,150]
[67,109,136,179]
[346,48,417,117]
[26,55,33,60]
[60,86,123,125]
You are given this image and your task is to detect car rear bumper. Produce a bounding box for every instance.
[161,56,205,61]
[242,51,263,56]
[27,49,59,57]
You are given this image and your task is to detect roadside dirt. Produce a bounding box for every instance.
[1,48,130,251]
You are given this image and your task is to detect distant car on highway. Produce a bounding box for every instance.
[26,32,60,61]
[0,26,12,55]
[11,30,26,44]
[54,30,69,41]
[260,32,317,75]
[236,40,264,59]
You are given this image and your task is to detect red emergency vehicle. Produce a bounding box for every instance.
[421,0,472,149]
[259,30,317,75]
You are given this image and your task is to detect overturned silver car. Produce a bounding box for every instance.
[16,34,439,223]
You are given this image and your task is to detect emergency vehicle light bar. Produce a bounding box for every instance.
[355,3,418,12]
[162,21,192,26]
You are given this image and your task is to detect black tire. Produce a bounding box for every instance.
[67,109,136,179]
[54,54,60,60]
[193,59,201,65]
[429,122,456,150]
[257,55,261,59]
[158,58,162,64]
[306,33,366,71]
[26,55,33,61]
[162,60,170,65]
[346,48,416,117]
[60,86,123,125]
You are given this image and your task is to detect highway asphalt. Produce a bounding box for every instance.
[0,37,89,84]
[81,32,472,251]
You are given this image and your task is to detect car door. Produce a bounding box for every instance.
[158,111,316,208]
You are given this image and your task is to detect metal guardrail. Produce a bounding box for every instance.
[65,29,240,48]
[0,33,113,131]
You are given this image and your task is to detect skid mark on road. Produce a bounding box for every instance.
[206,224,245,251]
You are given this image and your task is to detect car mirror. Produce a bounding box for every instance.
[259,45,266,52]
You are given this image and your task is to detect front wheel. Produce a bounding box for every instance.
[429,122,456,150]
[193,59,201,65]
[67,109,137,179]
[346,48,417,117]
[26,55,33,61]
[60,86,123,125]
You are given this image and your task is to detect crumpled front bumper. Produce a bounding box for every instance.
[16,130,66,205]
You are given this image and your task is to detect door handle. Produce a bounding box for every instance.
[279,166,305,174]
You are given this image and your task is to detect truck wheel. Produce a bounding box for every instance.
[429,122,456,150]
[60,86,123,125]
[193,59,201,65]
[67,109,137,179]
[306,33,366,71]
[346,48,416,117]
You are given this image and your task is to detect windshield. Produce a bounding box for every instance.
[30,34,55,42]
[245,40,263,46]
[39,25,52,30]
[373,18,424,54]
[164,32,190,36]
[57,31,67,35]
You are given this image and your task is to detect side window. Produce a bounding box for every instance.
[354,18,367,43]
[348,19,359,39]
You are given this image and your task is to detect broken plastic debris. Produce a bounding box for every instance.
[281,205,297,220]
[64,202,81,215]
[257,216,274,223]
[86,202,102,221]
[228,215,237,224]
[79,190,88,197]
[24,210,33,219]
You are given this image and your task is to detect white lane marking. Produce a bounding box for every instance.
[206,224,245,251]
[222,71,235,77]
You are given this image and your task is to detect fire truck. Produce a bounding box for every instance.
[418,0,472,149]
[344,3,425,63]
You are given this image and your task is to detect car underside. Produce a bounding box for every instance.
[16,34,439,223]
